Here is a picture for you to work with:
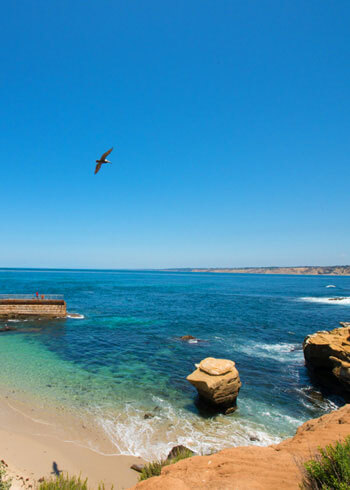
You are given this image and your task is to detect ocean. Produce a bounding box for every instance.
[0,269,349,460]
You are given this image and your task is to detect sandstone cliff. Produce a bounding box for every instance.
[131,404,350,490]
[303,323,350,395]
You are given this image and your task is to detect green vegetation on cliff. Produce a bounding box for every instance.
[0,462,11,490]
[139,447,194,481]
[38,475,89,490]
[301,436,350,489]
[38,474,110,490]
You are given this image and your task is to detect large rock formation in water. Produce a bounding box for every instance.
[303,322,350,395]
[186,357,241,414]
[131,404,350,489]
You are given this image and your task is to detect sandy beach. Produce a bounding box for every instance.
[0,394,142,489]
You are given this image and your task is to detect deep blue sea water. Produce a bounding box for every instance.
[0,269,350,459]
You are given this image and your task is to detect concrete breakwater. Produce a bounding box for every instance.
[0,298,66,319]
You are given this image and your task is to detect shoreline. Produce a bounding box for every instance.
[1,271,349,488]
[0,394,142,489]
[0,331,347,489]
[3,391,345,490]
[132,404,350,489]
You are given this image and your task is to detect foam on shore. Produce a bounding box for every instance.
[96,396,283,461]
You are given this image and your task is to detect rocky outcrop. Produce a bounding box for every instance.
[303,323,350,395]
[166,446,194,461]
[186,358,241,414]
[131,404,350,490]
[180,335,196,341]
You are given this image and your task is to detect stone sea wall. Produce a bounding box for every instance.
[0,300,66,318]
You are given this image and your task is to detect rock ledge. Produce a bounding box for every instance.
[303,322,350,396]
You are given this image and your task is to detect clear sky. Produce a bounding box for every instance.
[1,1,349,269]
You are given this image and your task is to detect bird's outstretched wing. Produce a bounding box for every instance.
[100,147,113,161]
[94,162,102,175]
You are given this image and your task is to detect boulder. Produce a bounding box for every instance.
[166,446,194,462]
[131,464,145,473]
[187,357,241,414]
[303,323,350,396]
[180,335,196,341]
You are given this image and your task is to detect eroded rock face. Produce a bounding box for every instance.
[303,323,350,395]
[131,404,350,490]
[186,357,241,414]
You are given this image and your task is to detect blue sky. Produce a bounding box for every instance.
[1,1,349,268]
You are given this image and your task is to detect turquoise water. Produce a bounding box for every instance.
[0,269,349,459]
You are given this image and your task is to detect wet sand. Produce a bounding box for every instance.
[0,395,143,489]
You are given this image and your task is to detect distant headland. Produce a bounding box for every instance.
[163,266,350,275]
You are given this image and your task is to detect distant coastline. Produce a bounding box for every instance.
[163,265,350,276]
[0,266,349,276]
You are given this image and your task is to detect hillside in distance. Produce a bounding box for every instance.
[189,265,350,275]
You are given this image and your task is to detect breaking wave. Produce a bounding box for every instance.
[296,387,342,413]
[96,397,282,461]
[66,313,85,319]
[300,297,350,305]
[237,341,302,362]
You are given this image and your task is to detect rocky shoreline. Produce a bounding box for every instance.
[129,322,350,489]
[3,323,350,489]
[303,322,350,398]
[131,404,350,489]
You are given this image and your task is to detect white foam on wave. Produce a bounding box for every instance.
[237,341,302,362]
[96,397,282,461]
[260,410,300,427]
[66,313,85,319]
[300,297,350,305]
[295,387,343,414]
[325,285,336,288]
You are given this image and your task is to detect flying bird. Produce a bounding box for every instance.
[94,147,113,174]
